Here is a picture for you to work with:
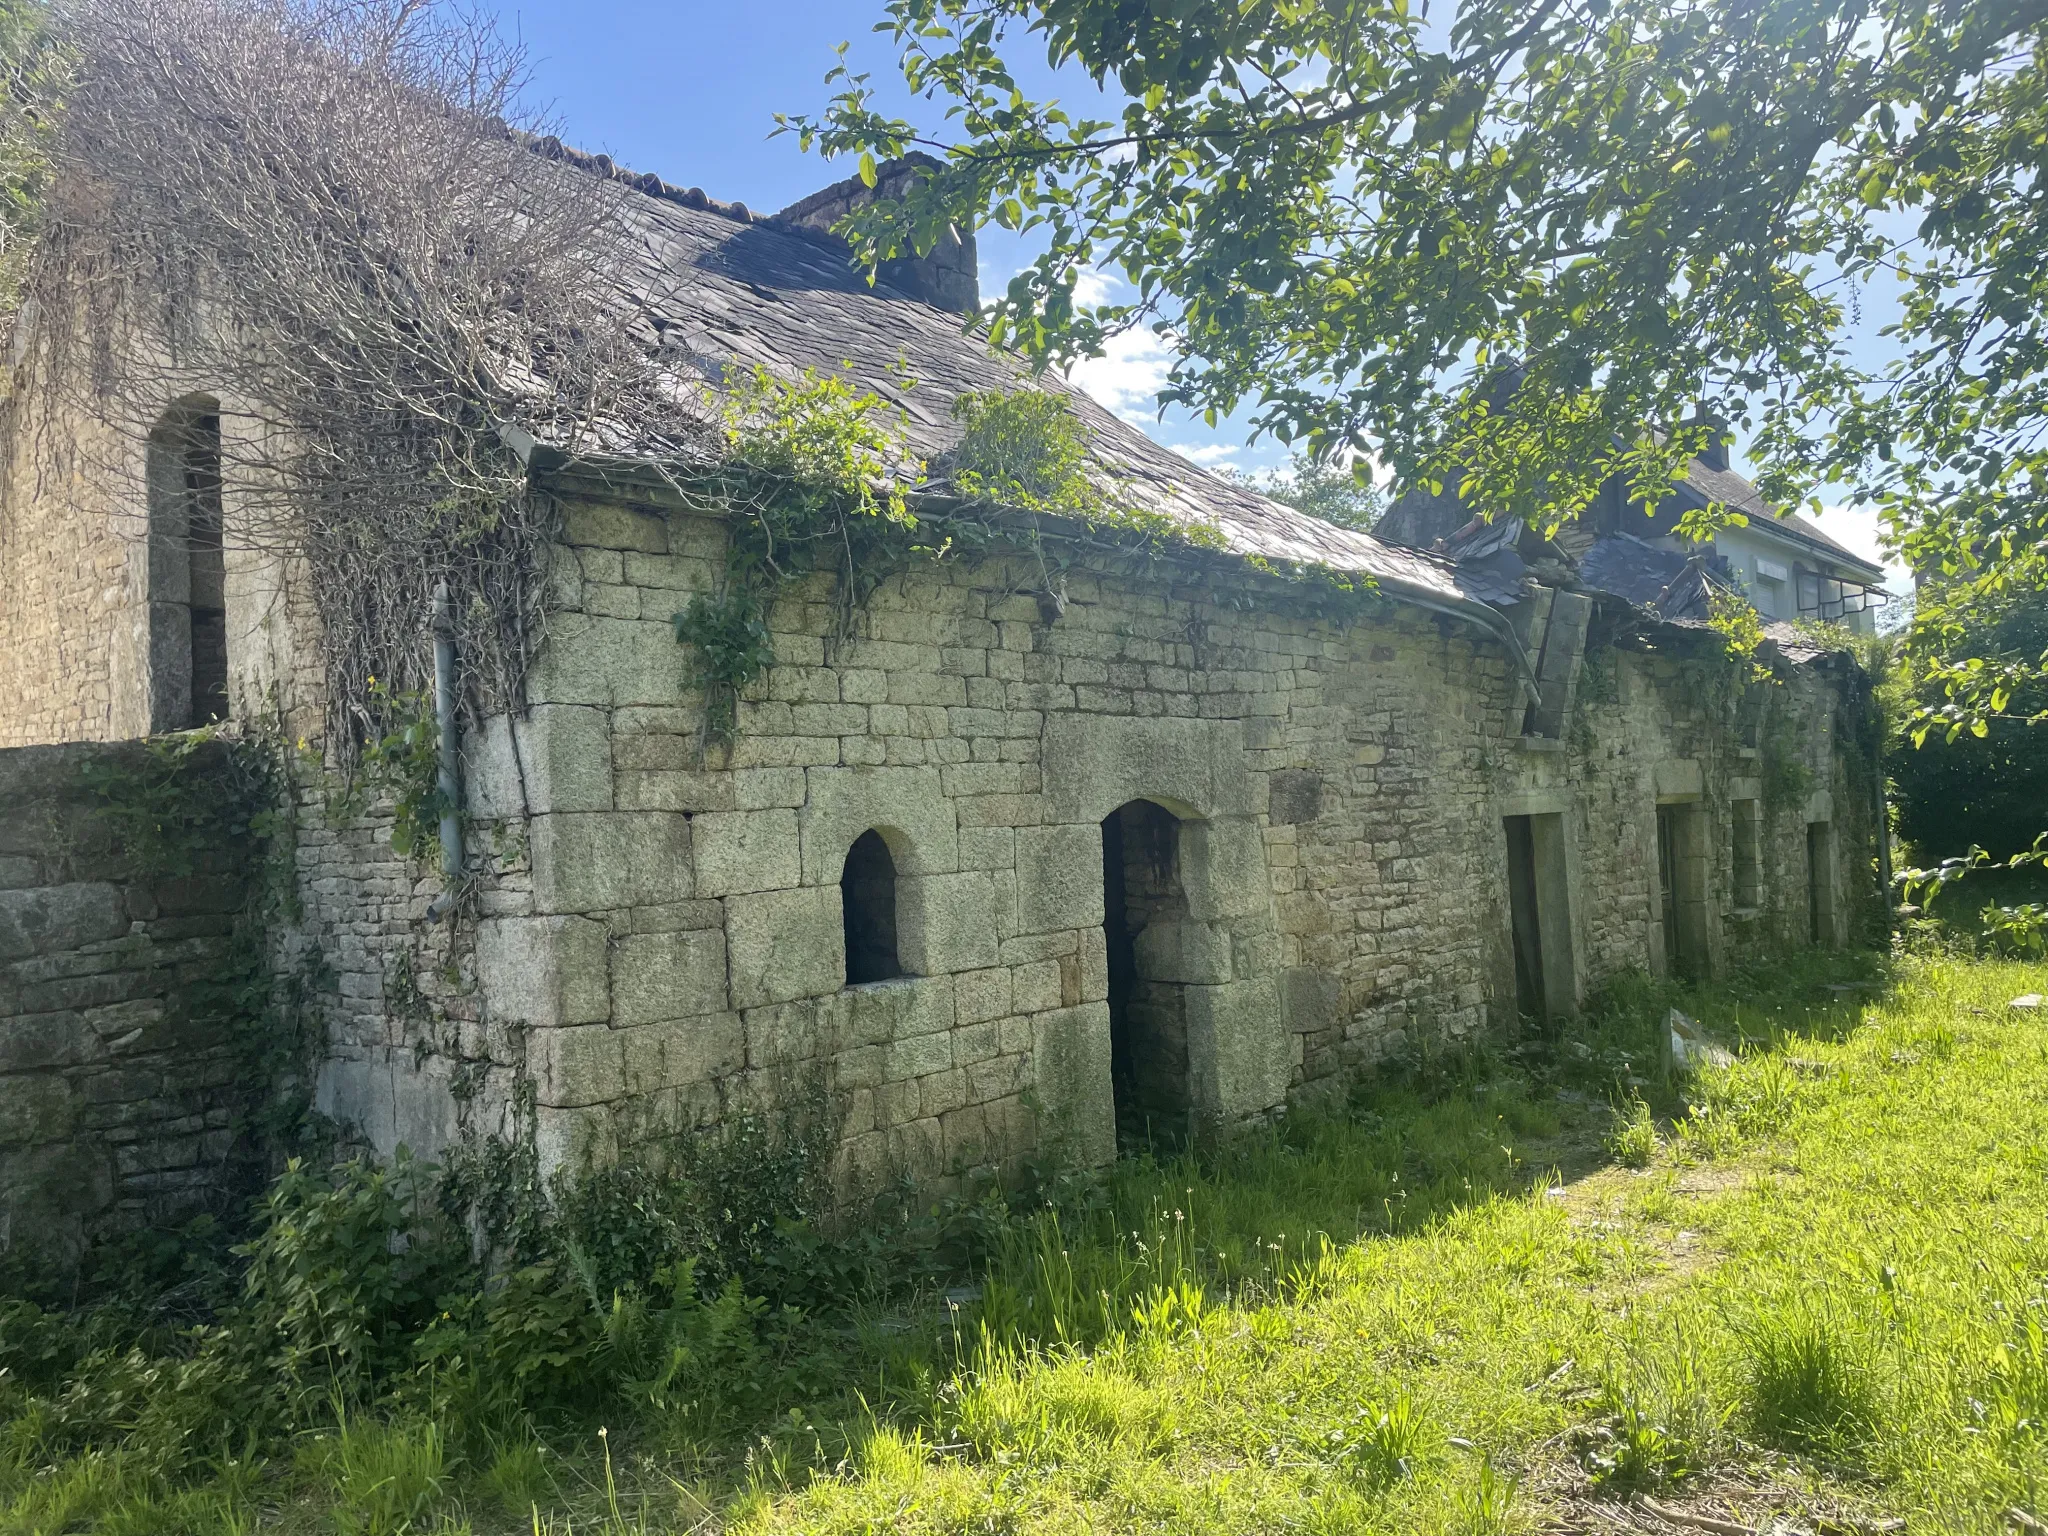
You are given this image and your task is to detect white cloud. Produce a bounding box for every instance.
[1175,443,1245,468]
[1070,267,1118,307]
[1065,328,1176,425]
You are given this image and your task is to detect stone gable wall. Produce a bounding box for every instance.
[0,390,147,746]
[295,490,1877,1195]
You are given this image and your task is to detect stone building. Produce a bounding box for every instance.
[0,151,1885,1253]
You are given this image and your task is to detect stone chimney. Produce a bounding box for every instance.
[1688,409,1731,472]
[776,152,979,315]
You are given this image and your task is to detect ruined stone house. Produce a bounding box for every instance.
[0,151,1885,1261]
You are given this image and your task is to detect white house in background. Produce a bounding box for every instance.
[1671,448,1890,634]
[1379,438,1893,637]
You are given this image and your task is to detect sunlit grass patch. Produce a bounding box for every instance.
[5,948,2047,1534]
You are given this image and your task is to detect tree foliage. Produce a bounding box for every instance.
[1225,451,1385,531]
[1888,587,2048,863]
[793,0,2048,870]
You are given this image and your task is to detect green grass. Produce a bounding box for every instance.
[5,947,2048,1532]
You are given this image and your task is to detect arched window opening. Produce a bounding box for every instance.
[841,829,903,985]
[144,400,228,730]
[1101,798,1193,1151]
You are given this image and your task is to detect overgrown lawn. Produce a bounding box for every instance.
[6,948,2047,1533]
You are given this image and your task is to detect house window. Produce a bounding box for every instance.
[1731,799,1761,910]
[145,399,229,729]
[841,829,902,985]
[1752,556,1789,620]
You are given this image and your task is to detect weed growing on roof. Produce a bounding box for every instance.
[1706,586,1772,680]
[950,387,1102,515]
[671,373,1229,750]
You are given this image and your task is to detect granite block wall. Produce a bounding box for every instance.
[294,487,1879,1196]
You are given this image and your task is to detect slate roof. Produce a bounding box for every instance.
[1578,533,1710,614]
[1676,459,1884,580]
[525,145,1517,615]
[1377,454,1887,586]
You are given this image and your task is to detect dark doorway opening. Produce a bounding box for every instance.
[1656,802,1709,979]
[841,829,902,984]
[1101,799,1192,1151]
[1503,812,1576,1020]
[1656,804,1683,975]
[1807,821,1834,946]
[1505,814,1546,1018]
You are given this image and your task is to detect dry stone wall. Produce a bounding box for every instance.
[0,741,268,1271]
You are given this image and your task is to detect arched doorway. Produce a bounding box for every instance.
[1101,798,1194,1150]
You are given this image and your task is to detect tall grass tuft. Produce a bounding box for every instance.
[1329,1391,1433,1488]
[1606,1096,1660,1168]
[1592,1332,1727,1490]
[321,1415,450,1536]
[1739,1301,1875,1457]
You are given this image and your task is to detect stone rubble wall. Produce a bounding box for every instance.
[0,485,1884,1225]
[294,490,1878,1195]
[0,742,264,1270]
[0,383,149,746]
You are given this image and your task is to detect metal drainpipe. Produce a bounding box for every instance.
[425,581,463,922]
[1379,578,1543,710]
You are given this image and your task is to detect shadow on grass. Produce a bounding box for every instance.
[0,944,1905,1531]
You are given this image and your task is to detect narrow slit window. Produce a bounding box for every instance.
[841,829,902,985]
[1731,799,1761,910]
[144,399,229,729]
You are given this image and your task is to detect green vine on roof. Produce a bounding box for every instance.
[1705,587,1773,683]
[667,368,1326,752]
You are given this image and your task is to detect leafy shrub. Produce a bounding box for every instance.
[411,1260,605,1427]
[1982,901,2048,959]
[589,1260,778,1431]
[949,389,1101,516]
[238,1152,463,1391]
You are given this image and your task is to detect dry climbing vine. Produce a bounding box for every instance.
[0,0,716,754]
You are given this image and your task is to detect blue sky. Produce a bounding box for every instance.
[482,0,1905,589]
